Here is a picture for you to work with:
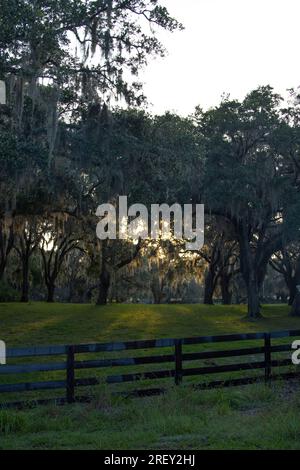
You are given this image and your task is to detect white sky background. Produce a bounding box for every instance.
[141,0,300,116]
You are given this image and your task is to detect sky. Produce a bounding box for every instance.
[141,0,300,116]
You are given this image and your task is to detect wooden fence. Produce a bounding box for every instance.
[1,329,300,408]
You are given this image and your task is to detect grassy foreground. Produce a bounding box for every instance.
[1,382,300,449]
[1,302,300,450]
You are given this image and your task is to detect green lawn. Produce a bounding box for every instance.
[0,302,298,347]
[1,302,300,450]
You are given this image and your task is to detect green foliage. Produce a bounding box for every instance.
[197,86,291,220]
[0,0,182,105]
[195,86,300,317]
[0,130,19,176]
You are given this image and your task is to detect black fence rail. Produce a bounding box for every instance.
[1,329,300,408]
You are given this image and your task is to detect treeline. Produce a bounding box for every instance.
[1,89,300,319]
[1,2,300,319]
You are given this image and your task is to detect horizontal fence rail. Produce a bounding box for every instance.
[0,329,300,408]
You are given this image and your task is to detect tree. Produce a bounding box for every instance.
[0,1,183,304]
[197,87,300,319]
[13,217,42,302]
[39,217,83,302]
[291,287,300,317]
[270,245,300,305]
[0,220,14,280]
[140,239,201,304]
[89,238,144,305]
[72,108,202,305]
[0,0,182,108]
[196,215,238,305]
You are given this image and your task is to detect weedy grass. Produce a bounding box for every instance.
[0,382,300,449]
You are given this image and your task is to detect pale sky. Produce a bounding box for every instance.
[141,0,300,116]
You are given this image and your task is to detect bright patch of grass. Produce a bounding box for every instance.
[0,302,298,348]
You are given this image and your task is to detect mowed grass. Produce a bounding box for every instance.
[0,302,298,347]
[1,302,300,450]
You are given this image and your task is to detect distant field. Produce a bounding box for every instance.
[0,302,298,347]
[1,302,300,450]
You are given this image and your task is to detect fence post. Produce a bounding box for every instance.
[66,345,75,403]
[174,339,183,385]
[264,333,271,384]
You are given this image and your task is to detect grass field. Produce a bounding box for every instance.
[1,302,299,347]
[1,302,300,450]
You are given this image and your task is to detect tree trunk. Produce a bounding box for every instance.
[290,289,300,317]
[46,282,55,303]
[151,277,164,304]
[220,273,232,305]
[239,229,262,320]
[288,282,297,306]
[20,258,29,303]
[204,270,215,305]
[247,274,261,319]
[0,225,14,281]
[257,262,268,302]
[96,266,110,305]
[0,261,6,281]
[288,262,300,306]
